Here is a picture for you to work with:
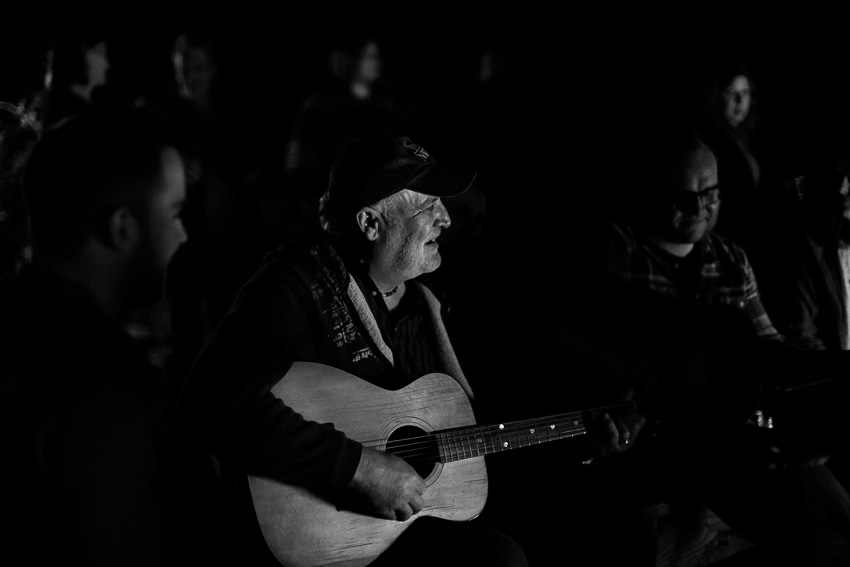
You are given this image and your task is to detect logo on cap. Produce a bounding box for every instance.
[403,138,430,161]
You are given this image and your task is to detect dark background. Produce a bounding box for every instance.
[4,2,850,192]
[4,3,850,344]
[5,3,850,143]
[4,4,850,563]
[5,0,850,388]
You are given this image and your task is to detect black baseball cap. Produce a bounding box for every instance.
[328,132,477,208]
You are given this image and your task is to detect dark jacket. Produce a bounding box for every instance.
[771,230,849,351]
[176,229,445,494]
[0,266,193,566]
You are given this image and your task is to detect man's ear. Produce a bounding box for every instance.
[356,207,381,242]
[104,207,141,253]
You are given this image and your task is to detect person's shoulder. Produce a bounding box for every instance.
[608,219,636,240]
[705,231,753,266]
[563,216,622,247]
[706,229,735,244]
[244,230,317,275]
[567,219,640,284]
[233,229,347,302]
[598,219,647,255]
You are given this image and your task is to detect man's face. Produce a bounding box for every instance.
[839,176,850,222]
[377,189,451,281]
[130,147,187,303]
[652,146,720,244]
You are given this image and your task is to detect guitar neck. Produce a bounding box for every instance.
[434,405,626,463]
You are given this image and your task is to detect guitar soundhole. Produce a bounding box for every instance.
[386,425,439,478]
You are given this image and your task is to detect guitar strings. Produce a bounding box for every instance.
[345,401,634,468]
[356,412,597,467]
[359,401,632,458]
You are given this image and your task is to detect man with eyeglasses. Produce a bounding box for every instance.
[588,130,779,339]
[560,127,850,566]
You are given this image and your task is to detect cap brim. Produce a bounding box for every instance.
[408,163,477,199]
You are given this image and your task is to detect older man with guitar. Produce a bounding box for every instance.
[177,132,643,567]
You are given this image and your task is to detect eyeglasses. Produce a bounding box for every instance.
[667,186,721,210]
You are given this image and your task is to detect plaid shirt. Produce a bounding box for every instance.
[606,223,781,340]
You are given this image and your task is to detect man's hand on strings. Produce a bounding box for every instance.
[345,446,426,521]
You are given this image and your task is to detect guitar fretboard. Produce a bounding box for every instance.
[435,412,588,462]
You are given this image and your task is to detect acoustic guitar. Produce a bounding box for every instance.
[247,361,632,567]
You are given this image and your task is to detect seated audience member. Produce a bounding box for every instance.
[561,127,850,567]
[696,60,798,293]
[697,61,763,250]
[762,156,850,487]
[45,30,111,128]
[767,160,850,352]
[177,132,643,567]
[0,110,231,566]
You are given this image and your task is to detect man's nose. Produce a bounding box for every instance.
[678,193,708,215]
[435,201,451,228]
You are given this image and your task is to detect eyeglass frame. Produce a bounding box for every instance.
[664,185,721,210]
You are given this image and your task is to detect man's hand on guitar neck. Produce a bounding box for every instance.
[586,393,646,459]
[344,446,426,522]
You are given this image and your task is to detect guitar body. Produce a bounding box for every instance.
[248,362,488,567]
